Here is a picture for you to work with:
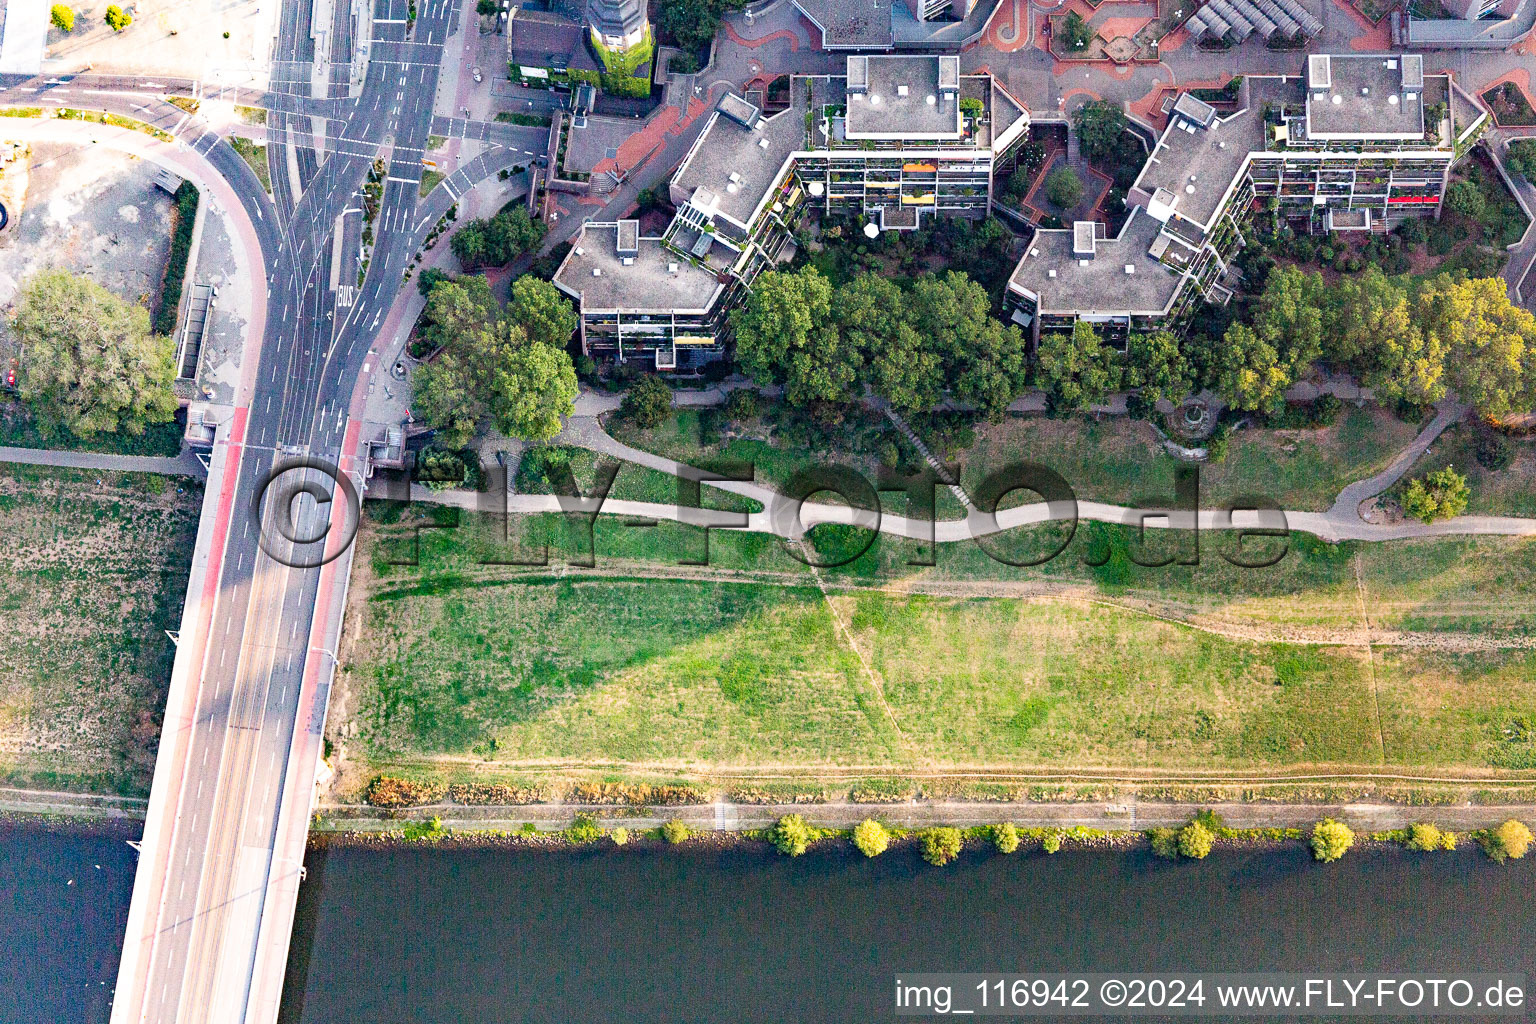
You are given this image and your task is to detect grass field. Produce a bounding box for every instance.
[333,507,1536,791]
[0,466,200,794]
[1387,423,1536,519]
[611,405,1424,516]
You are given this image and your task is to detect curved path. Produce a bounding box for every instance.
[407,396,1536,545]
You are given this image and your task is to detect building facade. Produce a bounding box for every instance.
[1007,53,1485,337]
[555,55,1029,370]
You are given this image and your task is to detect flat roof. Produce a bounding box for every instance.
[845,56,962,140]
[1132,91,1269,230]
[553,223,723,314]
[671,96,805,230]
[1009,208,1186,317]
[1305,54,1426,139]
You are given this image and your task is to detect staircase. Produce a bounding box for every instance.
[880,404,975,513]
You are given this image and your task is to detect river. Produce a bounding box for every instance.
[5,824,1533,1023]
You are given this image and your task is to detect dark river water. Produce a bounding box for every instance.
[5,823,1534,1024]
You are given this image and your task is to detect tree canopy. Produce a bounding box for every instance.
[1035,320,1122,413]
[412,275,578,445]
[11,269,177,438]
[1072,101,1128,163]
[450,207,547,270]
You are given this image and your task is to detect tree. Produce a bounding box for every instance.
[1405,823,1443,852]
[1044,166,1084,209]
[413,316,576,446]
[11,269,177,438]
[1416,275,1536,418]
[992,822,1020,854]
[507,276,577,349]
[730,267,859,407]
[1480,819,1532,863]
[1327,269,1447,407]
[494,333,578,440]
[1035,321,1123,413]
[907,271,1029,420]
[661,818,690,844]
[416,275,499,356]
[1072,101,1128,163]
[50,4,73,32]
[1445,179,1486,220]
[658,0,738,51]
[416,267,452,297]
[1177,820,1214,859]
[1149,827,1180,859]
[1124,330,1192,406]
[837,274,940,411]
[1400,466,1469,523]
[104,4,131,29]
[1309,818,1355,863]
[853,819,890,858]
[920,827,964,866]
[1060,9,1094,50]
[1250,265,1326,373]
[475,0,497,12]
[771,814,815,857]
[451,208,547,269]
[621,374,673,429]
[1215,323,1292,413]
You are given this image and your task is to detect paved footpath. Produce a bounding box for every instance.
[0,445,206,477]
[317,798,1536,833]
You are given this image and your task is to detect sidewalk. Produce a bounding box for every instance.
[0,445,205,477]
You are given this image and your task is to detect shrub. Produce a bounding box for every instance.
[1475,429,1514,471]
[1406,823,1442,852]
[993,822,1020,854]
[1177,821,1215,860]
[771,813,815,857]
[568,813,603,843]
[1045,166,1085,210]
[723,387,760,421]
[660,818,690,844]
[1396,217,1428,246]
[853,819,890,858]
[611,826,630,846]
[920,827,964,866]
[50,4,73,32]
[1041,831,1062,854]
[621,374,672,429]
[1479,819,1533,863]
[1439,829,1458,851]
[1149,827,1180,859]
[1310,818,1355,862]
[401,816,446,842]
[365,775,446,807]
[1401,466,1470,523]
[104,4,131,30]
[1446,179,1486,220]
[155,181,200,335]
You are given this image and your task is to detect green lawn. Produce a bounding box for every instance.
[611,404,1423,519]
[1388,422,1536,519]
[513,444,760,513]
[337,508,1536,783]
[228,136,271,193]
[0,466,200,794]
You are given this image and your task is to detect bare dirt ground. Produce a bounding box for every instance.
[0,141,173,311]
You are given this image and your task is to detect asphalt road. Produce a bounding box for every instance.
[0,2,548,1015]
